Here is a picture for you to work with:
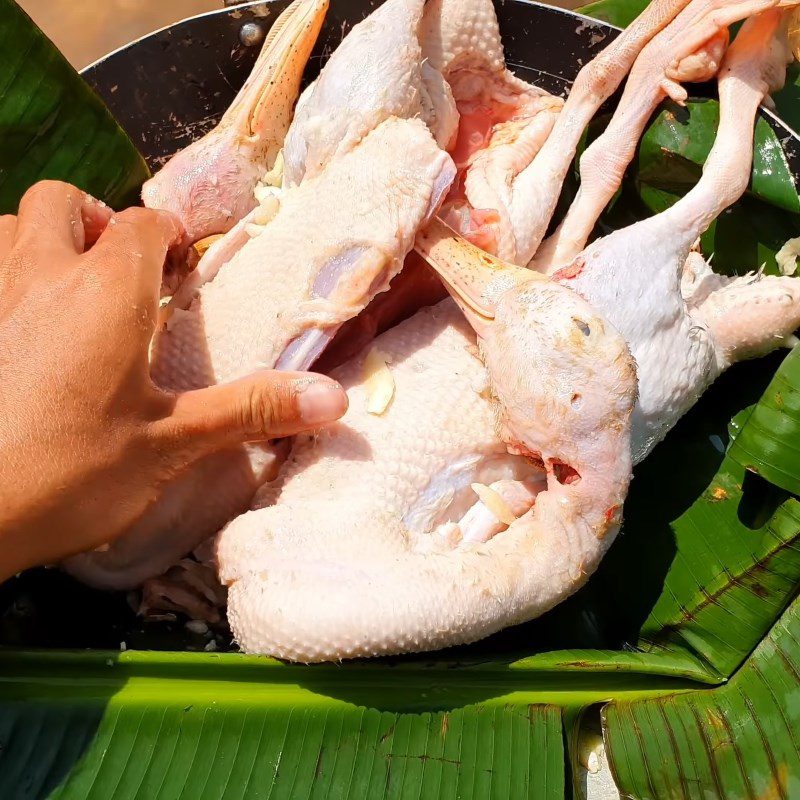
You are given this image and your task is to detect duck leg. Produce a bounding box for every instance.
[535,0,779,271]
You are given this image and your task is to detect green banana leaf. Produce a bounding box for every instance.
[729,350,800,493]
[0,0,149,212]
[772,62,800,134]
[1,646,699,800]
[637,99,800,274]
[637,99,799,213]
[605,588,800,799]
[577,0,649,28]
[2,1,800,798]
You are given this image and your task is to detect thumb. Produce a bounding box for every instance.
[155,370,348,457]
[0,215,16,263]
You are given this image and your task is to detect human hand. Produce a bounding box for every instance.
[0,181,347,580]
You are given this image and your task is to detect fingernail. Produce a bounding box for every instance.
[296,380,348,425]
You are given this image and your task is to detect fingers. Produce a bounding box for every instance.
[82,196,115,249]
[14,180,112,258]
[0,215,16,263]
[152,370,349,459]
[89,206,184,303]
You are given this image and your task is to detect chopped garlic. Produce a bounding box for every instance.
[245,222,265,239]
[259,149,284,189]
[253,194,280,226]
[363,349,395,415]
[194,233,223,259]
[471,483,516,526]
[776,237,800,276]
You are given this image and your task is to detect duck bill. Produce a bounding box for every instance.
[225,0,329,145]
[414,217,539,323]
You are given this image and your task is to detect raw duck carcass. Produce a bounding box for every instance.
[64,117,455,590]
[124,0,709,616]
[217,223,637,661]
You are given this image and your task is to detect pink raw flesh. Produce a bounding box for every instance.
[440,203,500,253]
[449,98,521,169]
[439,96,525,251]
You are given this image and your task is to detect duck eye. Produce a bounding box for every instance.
[572,317,591,337]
